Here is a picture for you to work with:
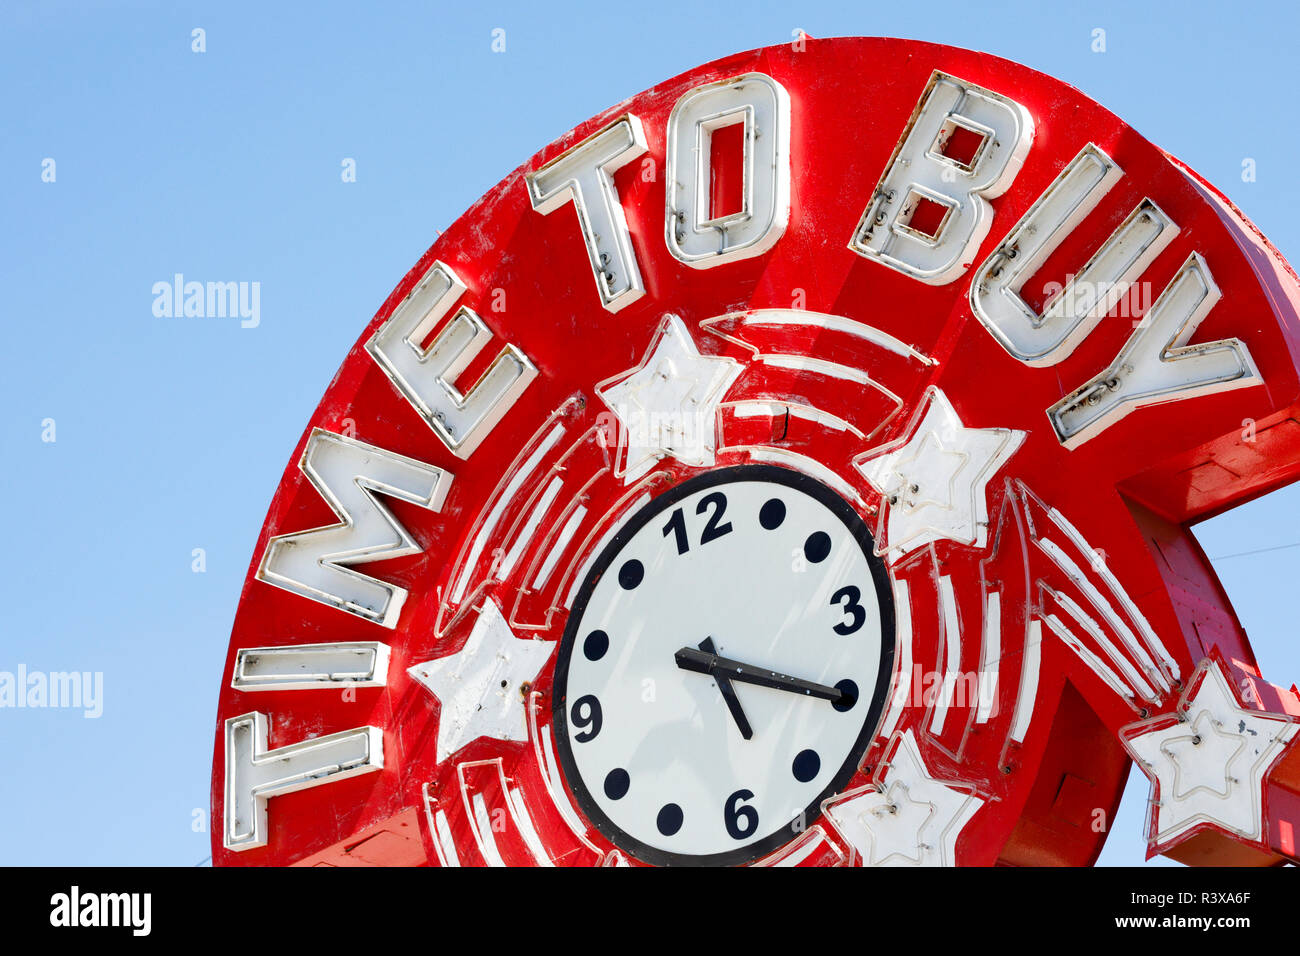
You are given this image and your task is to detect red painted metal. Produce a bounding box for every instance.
[211,37,1300,866]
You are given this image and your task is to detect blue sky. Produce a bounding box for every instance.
[2,0,1298,866]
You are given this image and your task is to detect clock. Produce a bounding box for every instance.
[552,465,895,866]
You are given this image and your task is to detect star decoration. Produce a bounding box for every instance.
[597,313,743,483]
[1163,710,1245,800]
[855,387,1024,561]
[822,730,983,867]
[408,597,554,764]
[864,781,937,866]
[1121,658,1299,850]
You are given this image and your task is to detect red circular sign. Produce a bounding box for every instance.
[212,36,1300,868]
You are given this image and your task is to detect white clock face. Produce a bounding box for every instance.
[553,465,895,865]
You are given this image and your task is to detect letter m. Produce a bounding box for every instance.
[101,894,129,927]
[256,429,452,628]
[207,280,238,318]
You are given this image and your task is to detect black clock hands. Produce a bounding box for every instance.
[695,637,753,740]
[676,645,853,707]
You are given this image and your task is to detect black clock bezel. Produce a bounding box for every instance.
[551,463,896,867]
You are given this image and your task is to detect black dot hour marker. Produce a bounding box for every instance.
[804,531,831,563]
[759,497,786,530]
[584,629,609,661]
[604,768,630,800]
[618,559,644,590]
[656,803,684,836]
[833,678,859,713]
[792,749,820,783]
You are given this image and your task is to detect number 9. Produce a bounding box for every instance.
[571,695,603,742]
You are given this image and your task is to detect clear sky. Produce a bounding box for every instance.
[2,0,1298,867]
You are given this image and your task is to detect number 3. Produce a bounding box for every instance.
[831,585,866,635]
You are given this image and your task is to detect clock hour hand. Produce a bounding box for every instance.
[675,646,850,705]
[696,637,753,740]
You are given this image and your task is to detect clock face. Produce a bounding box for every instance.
[553,465,895,866]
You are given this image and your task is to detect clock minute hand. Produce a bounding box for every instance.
[675,647,848,705]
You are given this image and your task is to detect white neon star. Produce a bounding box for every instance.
[1122,658,1299,850]
[597,313,743,483]
[856,387,1024,561]
[408,597,554,763]
[822,730,983,867]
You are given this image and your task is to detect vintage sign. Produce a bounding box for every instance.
[211,36,1300,867]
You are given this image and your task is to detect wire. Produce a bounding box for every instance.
[1210,541,1300,562]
